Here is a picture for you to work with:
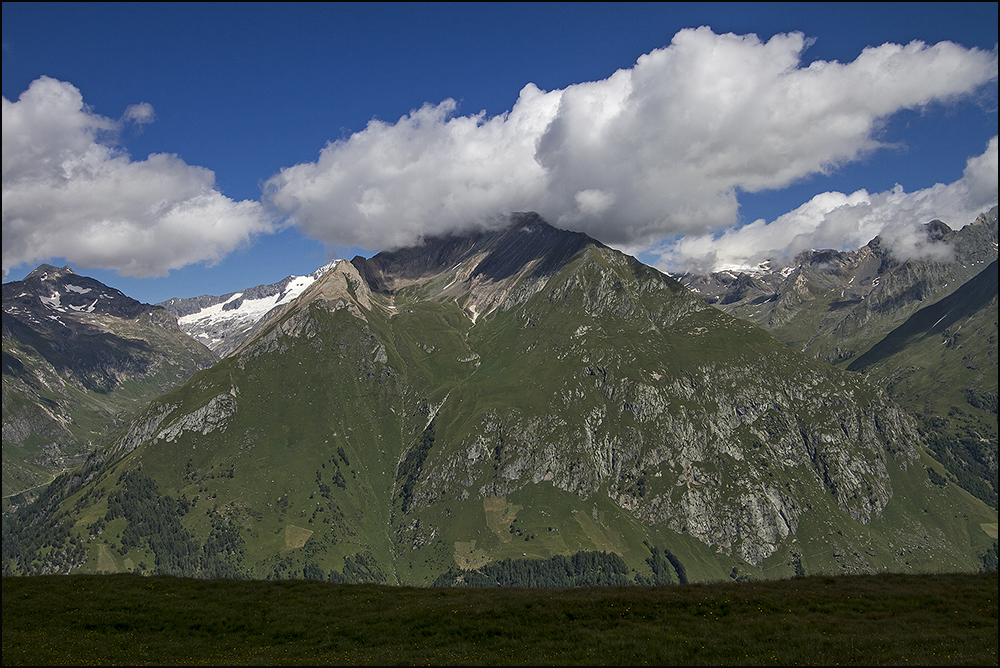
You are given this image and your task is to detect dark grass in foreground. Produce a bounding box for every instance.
[3,573,996,665]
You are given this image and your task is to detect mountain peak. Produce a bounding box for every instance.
[923,219,952,241]
[25,263,77,280]
[5,263,147,321]
[972,204,999,233]
[351,212,596,295]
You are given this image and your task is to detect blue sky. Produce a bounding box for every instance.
[3,2,997,304]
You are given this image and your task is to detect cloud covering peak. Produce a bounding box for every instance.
[265,27,998,254]
[2,76,272,278]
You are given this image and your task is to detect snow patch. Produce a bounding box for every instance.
[39,293,64,310]
[67,299,98,313]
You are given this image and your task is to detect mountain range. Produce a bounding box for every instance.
[2,210,997,584]
[676,208,997,367]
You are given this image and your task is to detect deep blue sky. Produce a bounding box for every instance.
[3,2,997,303]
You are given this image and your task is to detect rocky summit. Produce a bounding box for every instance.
[3,215,996,584]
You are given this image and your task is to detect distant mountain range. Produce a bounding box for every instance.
[675,208,997,367]
[157,261,339,357]
[3,211,995,583]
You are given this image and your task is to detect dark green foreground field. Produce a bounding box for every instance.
[3,572,997,665]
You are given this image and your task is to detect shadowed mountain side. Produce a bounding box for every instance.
[470,213,595,281]
[3,310,158,394]
[351,231,488,294]
[848,260,999,373]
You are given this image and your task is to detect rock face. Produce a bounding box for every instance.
[5,216,995,582]
[2,265,218,496]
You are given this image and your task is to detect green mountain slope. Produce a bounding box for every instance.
[4,216,996,582]
[848,260,998,508]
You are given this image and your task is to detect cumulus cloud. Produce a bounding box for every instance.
[2,76,272,278]
[652,136,998,272]
[265,85,561,250]
[265,27,998,252]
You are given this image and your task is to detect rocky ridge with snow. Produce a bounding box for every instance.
[157,261,340,357]
[673,207,998,364]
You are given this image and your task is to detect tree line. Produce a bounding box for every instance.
[432,545,687,588]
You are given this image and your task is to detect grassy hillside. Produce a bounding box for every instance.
[3,572,997,665]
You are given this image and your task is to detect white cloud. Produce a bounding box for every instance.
[123,102,156,128]
[652,136,999,272]
[265,84,562,250]
[265,27,998,252]
[9,29,993,282]
[2,76,272,278]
